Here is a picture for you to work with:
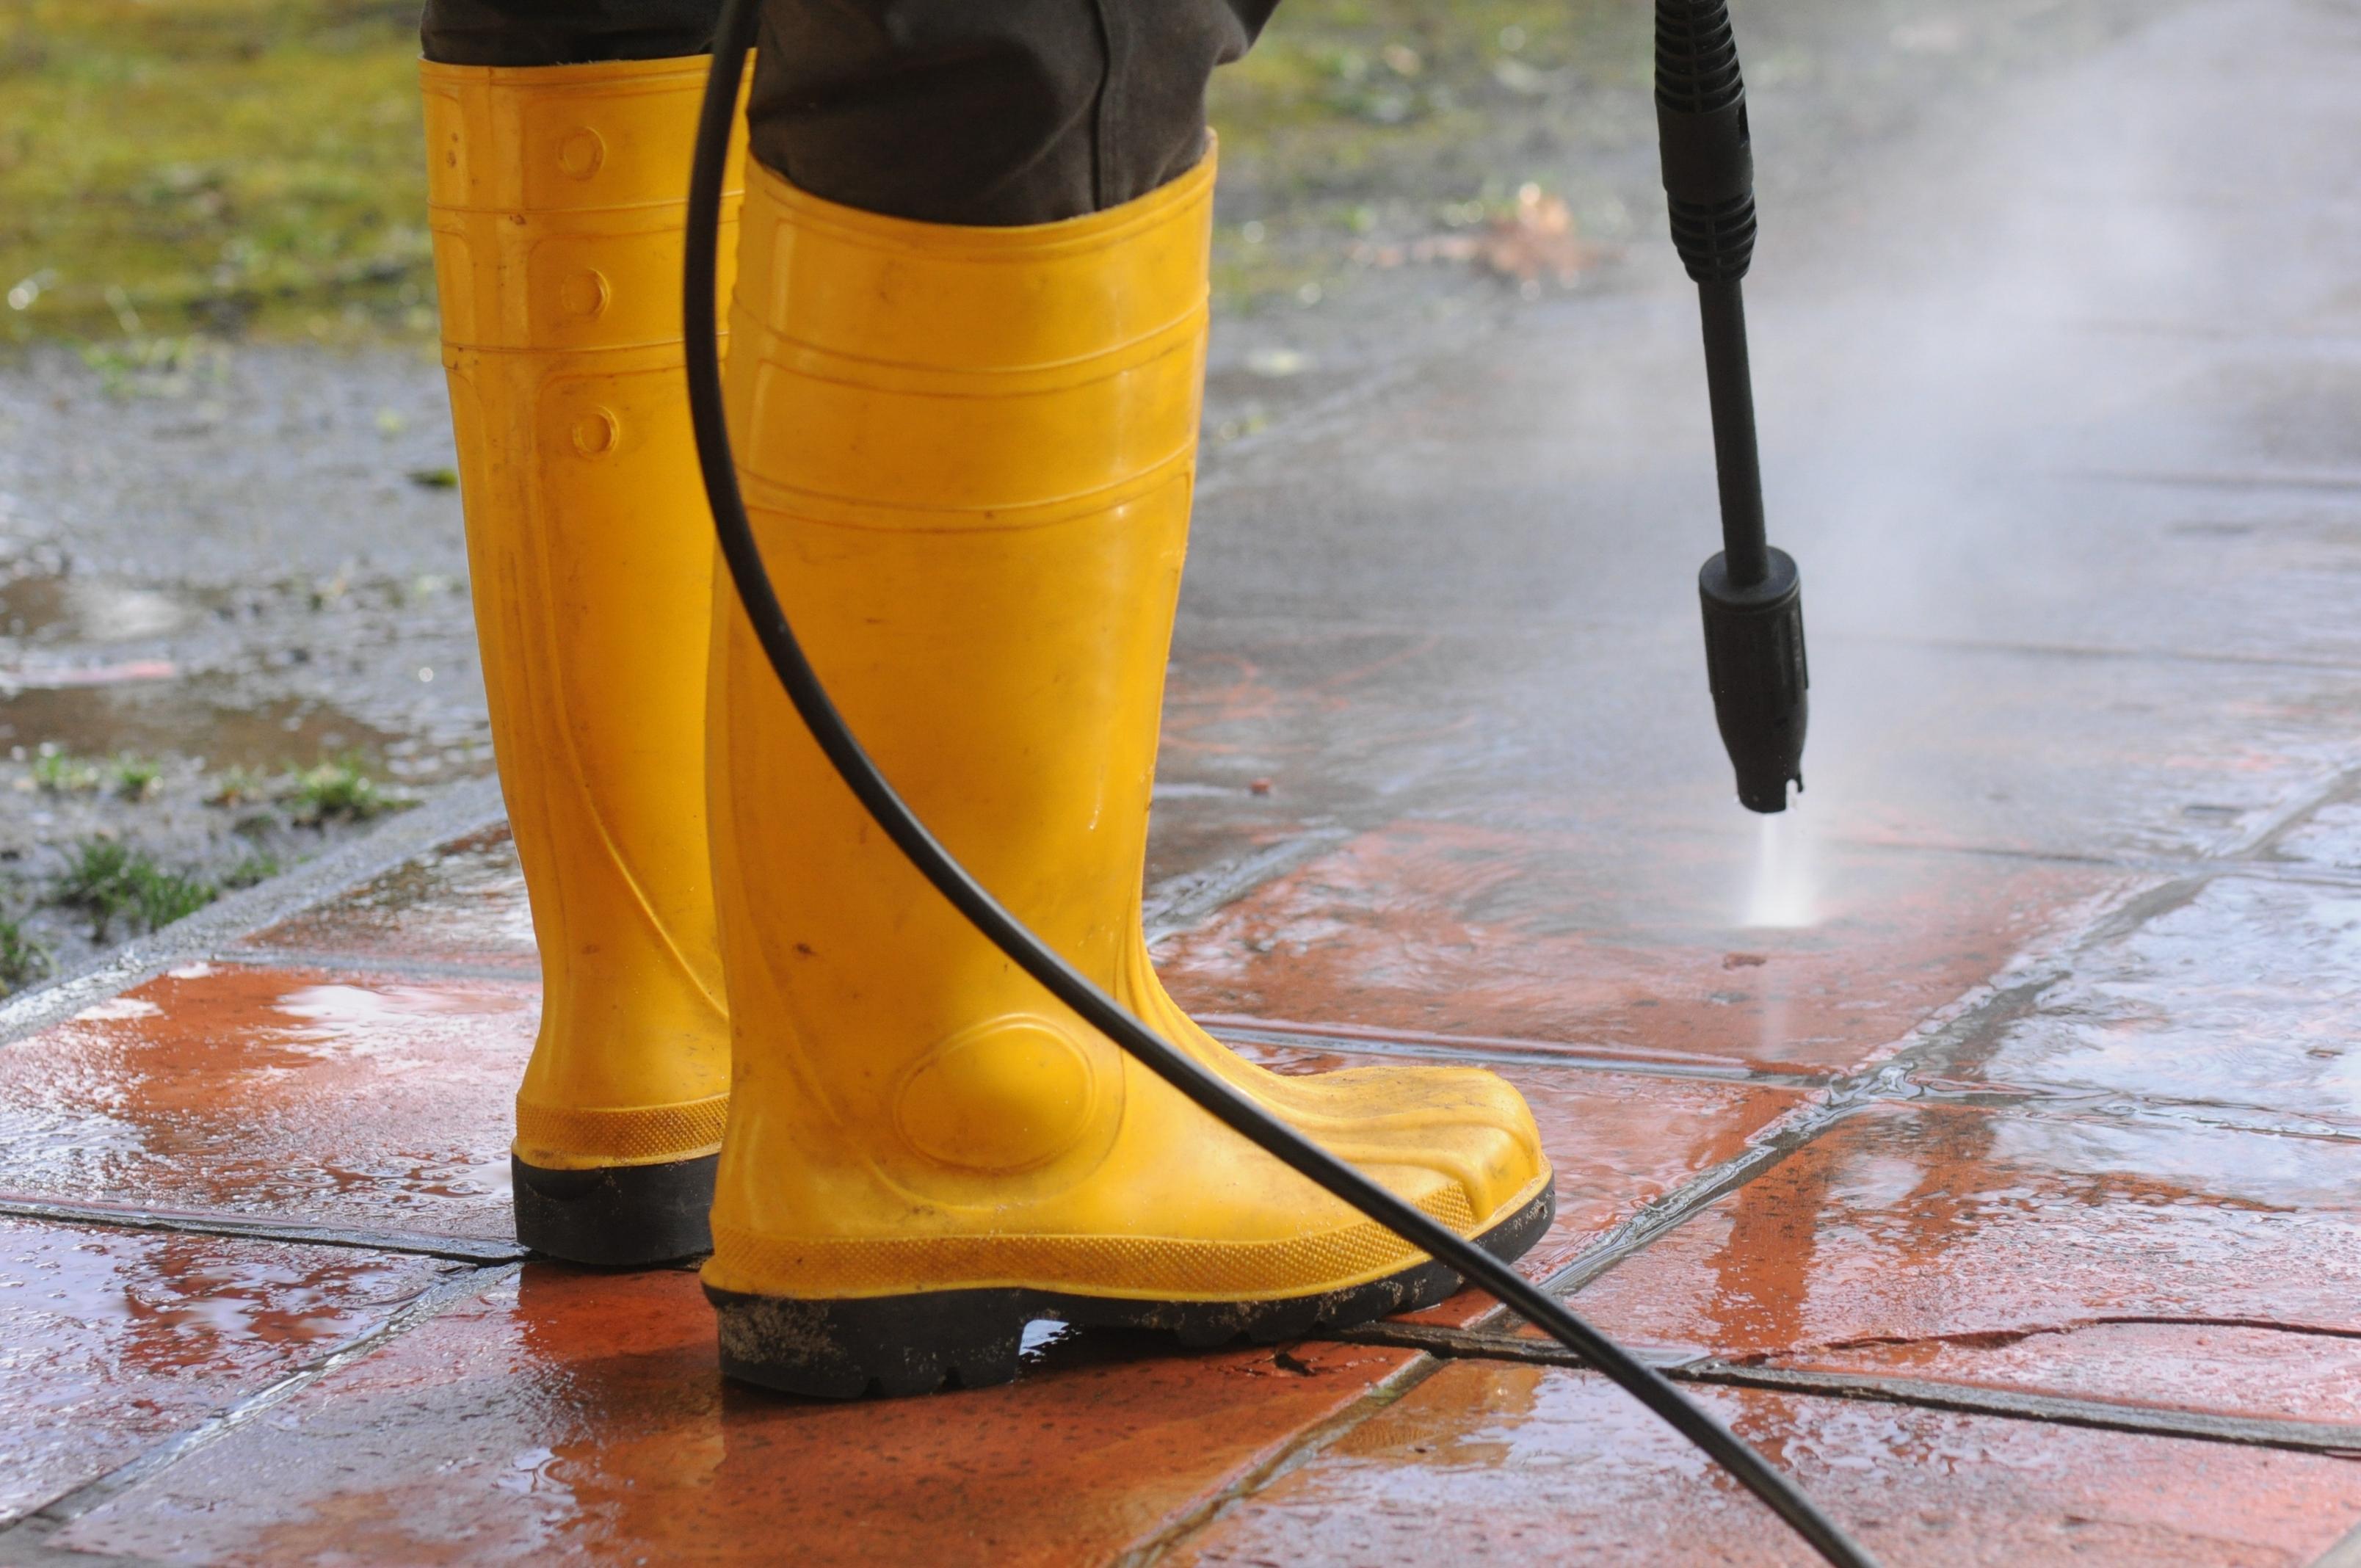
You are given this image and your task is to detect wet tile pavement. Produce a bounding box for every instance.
[1562,1099,2361,1423]
[10,0,2361,1561]
[1166,1365,2361,1568]
[0,1219,469,1530]
[48,1268,1419,1568]
[0,965,534,1245]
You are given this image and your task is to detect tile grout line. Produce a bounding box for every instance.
[0,1194,529,1265]
[1668,1363,2361,1459]
[0,1262,521,1555]
[1327,1321,2361,1459]
[213,948,538,984]
[1109,1347,1460,1568]
[1142,827,1354,948]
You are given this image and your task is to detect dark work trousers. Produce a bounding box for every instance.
[418,0,1276,225]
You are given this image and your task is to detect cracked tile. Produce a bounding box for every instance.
[1563,1100,2361,1426]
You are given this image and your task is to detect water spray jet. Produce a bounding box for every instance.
[1659,0,1810,814]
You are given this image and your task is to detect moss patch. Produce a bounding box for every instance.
[0,0,432,344]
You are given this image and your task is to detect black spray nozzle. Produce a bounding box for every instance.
[1658,0,1808,813]
[1655,0,1756,285]
[1700,546,1807,813]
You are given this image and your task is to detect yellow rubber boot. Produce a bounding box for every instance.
[424,56,745,1263]
[703,149,1554,1395]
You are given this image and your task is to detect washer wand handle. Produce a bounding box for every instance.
[1658,0,1807,813]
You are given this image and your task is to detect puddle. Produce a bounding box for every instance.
[0,679,399,773]
[0,575,188,645]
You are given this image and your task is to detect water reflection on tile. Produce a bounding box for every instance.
[0,1217,465,1526]
[0,965,532,1239]
[1161,820,2118,1076]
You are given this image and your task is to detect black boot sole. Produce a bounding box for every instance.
[512,1152,718,1266]
[708,1183,1554,1398]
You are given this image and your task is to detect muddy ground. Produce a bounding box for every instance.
[0,0,2167,984]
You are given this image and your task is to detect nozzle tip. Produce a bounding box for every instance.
[1736,772,1801,814]
[1700,548,1809,818]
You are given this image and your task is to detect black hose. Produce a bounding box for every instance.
[681,10,1874,1564]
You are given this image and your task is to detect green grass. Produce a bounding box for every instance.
[53,838,218,940]
[32,750,167,799]
[284,756,404,824]
[222,849,281,889]
[0,0,432,344]
[206,764,269,807]
[1211,1,1642,168]
[109,755,162,799]
[31,747,100,793]
[0,912,51,995]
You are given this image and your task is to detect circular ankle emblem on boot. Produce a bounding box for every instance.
[894,1015,1099,1174]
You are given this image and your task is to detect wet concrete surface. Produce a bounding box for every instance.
[4,0,2361,1558]
[0,346,488,983]
[238,825,535,971]
[1943,871,2361,1136]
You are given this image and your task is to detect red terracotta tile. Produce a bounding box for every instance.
[0,965,533,1241]
[242,826,536,969]
[1939,873,2361,1135]
[0,1217,466,1527]
[1564,1100,2361,1426]
[1161,820,2119,1076]
[1162,1361,2361,1567]
[57,1264,1421,1566]
[1237,1040,1810,1325]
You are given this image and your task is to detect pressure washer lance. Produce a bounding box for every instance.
[1658,0,1810,813]
[680,6,1870,1563]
